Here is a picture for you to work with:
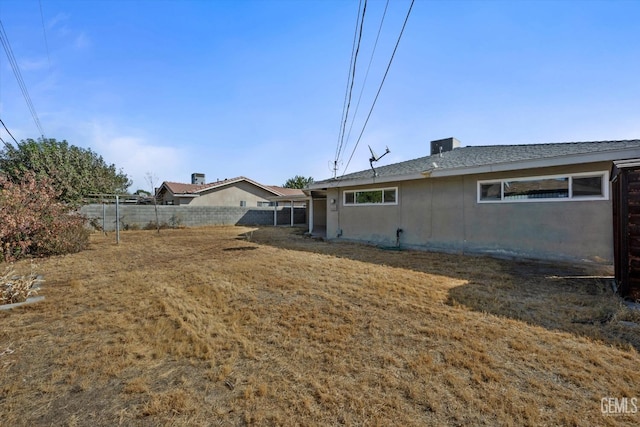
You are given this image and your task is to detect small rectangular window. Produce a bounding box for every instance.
[503,177,568,200]
[345,192,355,204]
[383,189,396,203]
[572,175,603,197]
[479,182,501,201]
[478,172,607,203]
[344,187,398,205]
[356,190,382,204]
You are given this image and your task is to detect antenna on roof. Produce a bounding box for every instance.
[329,159,343,179]
[369,145,390,177]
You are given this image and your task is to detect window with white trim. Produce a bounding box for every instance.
[478,171,608,203]
[343,187,398,205]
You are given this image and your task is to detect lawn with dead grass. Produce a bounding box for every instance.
[1,226,638,426]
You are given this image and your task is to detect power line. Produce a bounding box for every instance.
[341,0,415,179]
[0,19,46,139]
[0,117,19,146]
[39,0,52,70]
[341,0,389,165]
[334,0,367,177]
[334,0,362,165]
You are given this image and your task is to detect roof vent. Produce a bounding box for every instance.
[430,138,460,156]
[191,173,205,185]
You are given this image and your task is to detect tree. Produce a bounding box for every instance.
[283,175,314,189]
[0,138,131,204]
[145,172,161,234]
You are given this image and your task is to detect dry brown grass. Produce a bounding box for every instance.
[0,226,638,426]
[1,262,41,305]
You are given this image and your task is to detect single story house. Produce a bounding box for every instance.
[305,138,640,268]
[156,174,304,207]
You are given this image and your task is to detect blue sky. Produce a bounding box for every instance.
[0,0,639,191]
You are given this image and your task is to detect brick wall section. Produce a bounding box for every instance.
[80,204,307,231]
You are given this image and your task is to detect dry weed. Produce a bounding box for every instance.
[1,262,41,305]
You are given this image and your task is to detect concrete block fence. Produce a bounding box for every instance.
[80,204,307,231]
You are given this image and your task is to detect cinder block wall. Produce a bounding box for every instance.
[80,204,306,231]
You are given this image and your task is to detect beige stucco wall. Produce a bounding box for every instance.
[325,161,614,264]
[181,181,277,207]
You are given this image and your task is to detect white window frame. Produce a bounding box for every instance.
[343,187,398,206]
[477,171,609,203]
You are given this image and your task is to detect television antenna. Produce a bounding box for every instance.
[368,145,390,176]
[329,159,343,179]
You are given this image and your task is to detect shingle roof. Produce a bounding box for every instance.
[161,176,304,197]
[266,186,306,197]
[162,176,245,194]
[314,140,640,185]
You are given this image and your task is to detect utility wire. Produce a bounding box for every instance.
[0,19,46,139]
[334,0,362,165]
[341,0,414,178]
[0,117,19,146]
[334,0,367,176]
[333,0,361,166]
[39,0,52,70]
[341,0,389,164]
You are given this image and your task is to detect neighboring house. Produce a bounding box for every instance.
[306,138,640,269]
[156,174,304,207]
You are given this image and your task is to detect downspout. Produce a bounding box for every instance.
[337,190,342,238]
[462,175,466,254]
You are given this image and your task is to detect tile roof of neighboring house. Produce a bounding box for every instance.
[312,140,640,187]
[161,176,304,197]
[266,186,306,197]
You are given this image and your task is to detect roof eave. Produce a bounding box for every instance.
[309,145,640,188]
[267,194,310,202]
[308,172,426,189]
[428,147,640,178]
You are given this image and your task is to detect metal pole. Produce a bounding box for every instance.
[115,195,120,244]
[273,202,277,226]
[102,203,106,234]
[308,197,313,234]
